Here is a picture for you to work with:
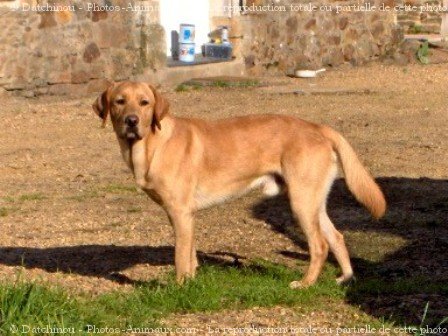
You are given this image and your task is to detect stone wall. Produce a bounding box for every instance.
[0,0,405,95]
[395,0,443,34]
[0,0,165,95]
[237,0,403,74]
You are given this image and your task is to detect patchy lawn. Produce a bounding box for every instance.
[0,63,447,334]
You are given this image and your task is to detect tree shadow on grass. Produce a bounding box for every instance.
[252,177,448,327]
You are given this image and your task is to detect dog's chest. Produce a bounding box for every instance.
[121,140,151,189]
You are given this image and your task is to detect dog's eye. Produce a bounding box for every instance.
[115,98,125,105]
[140,100,150,106]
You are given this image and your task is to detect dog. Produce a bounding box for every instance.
[92,81,386,288]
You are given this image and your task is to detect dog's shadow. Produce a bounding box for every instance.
[253,177,448,327]
[0,245,244,285]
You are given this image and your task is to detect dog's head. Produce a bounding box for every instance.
[92,82,169,140]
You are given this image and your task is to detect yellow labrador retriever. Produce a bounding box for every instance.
[92,81,386,288]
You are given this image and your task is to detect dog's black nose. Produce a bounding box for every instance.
[125,115,139,127]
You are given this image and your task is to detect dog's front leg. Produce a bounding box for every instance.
[168,209,196,284]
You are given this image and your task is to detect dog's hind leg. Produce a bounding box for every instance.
[317,162,354,285]
[319,208,354,284]
[282,147,331,289]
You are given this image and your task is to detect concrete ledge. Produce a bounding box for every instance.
[135,59,246,87]
[1,59,247,97]
[404,34,444,43]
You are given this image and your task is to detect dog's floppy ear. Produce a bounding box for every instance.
[92,84,114,128]
[147,84,169,131]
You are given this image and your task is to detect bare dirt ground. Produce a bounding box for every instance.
[0,62,447,332]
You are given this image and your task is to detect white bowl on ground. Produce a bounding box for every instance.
[295,68,326,78]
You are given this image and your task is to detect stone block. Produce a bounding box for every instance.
[343,28,360,43]
[244,55,256,68]
[48,73,72,85]
[92,10,108,22]
[0,86,8,97]
[71,70,90,84]
[138,24,166,71]
[83,42,101,63]
[34,86,49,96]
[339,17,349,30]
[286,16,298,31]
[372,22,386,39]
[327,35,341,46]
[38,12,57,29]
[304,18,316,30]
[87,78,112,94]
[343,44,356,61]
[211,16,232,30]
[47,83,86,96]
[322,48,345,66]
[55,10,74,25]
[377,0,395,7]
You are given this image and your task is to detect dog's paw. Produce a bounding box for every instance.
[289,281,303,289]
[336,275,356,286]
[289,280,314,289]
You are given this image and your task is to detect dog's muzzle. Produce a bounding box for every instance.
[125,115,139,127]
[125,130,140,140]
[124,114,142,140]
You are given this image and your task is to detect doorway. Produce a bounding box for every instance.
[159,0,210,56]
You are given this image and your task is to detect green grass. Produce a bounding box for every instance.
[101,183,138,194]
[175,84,189,92]
[0,282,87,334]
[66,190,100,202]
[211,80,231,88]
[127,207,142,213]
[18,193,47,202]
[211,79,259,88]
[413,303,448,336]
[190,83,203,90]
[107,221,125,228]
[176,80,259,92]
[3,262,435,334]
[175,83,203,92]
[1,196,15,203]
[0,193,46,216]
[348,276,448,330]
[0,208,8,217]
[125,262,343,315]
[67,184,138,202]
[1,194,47,204]
[350,277,448,297]
[417,41,430,65]
[409,24,424,35]
[0,262,347,334]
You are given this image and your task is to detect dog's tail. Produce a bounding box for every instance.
[321,126,386,219]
